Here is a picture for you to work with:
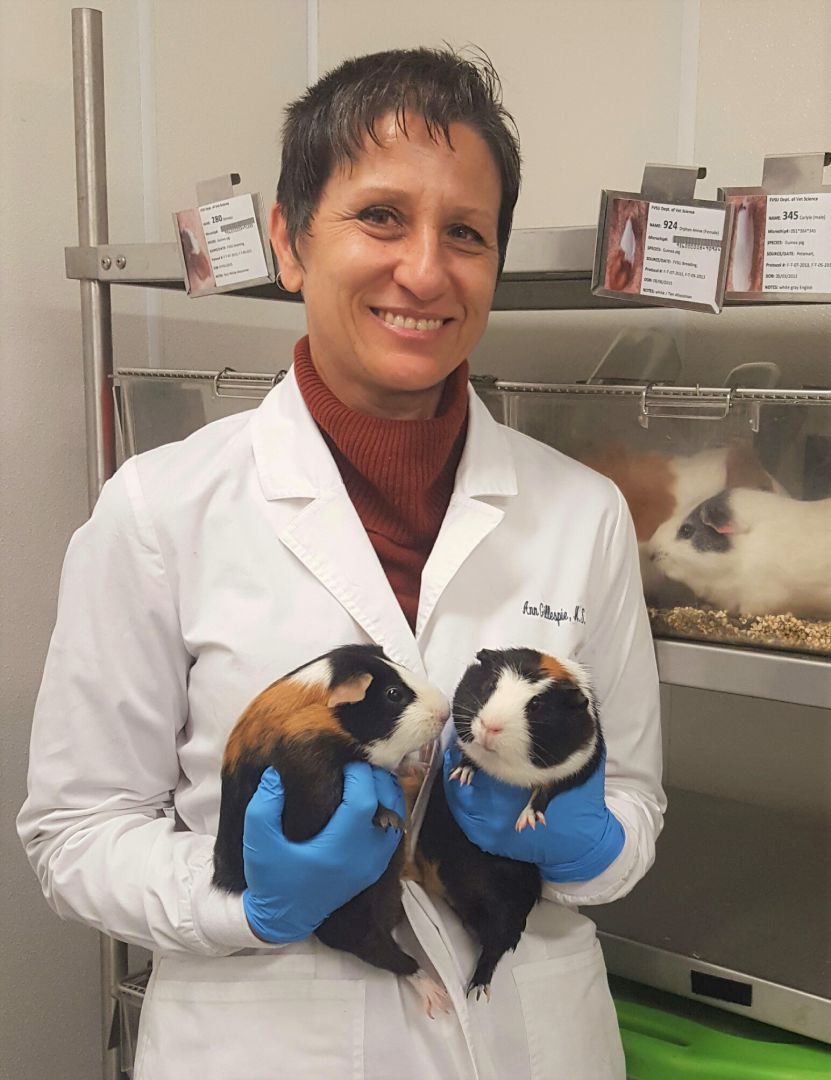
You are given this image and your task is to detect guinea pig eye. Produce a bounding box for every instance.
[385,686,403,703]
[677,522,695,540]
[526,695,541,712]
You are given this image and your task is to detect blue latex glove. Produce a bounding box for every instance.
[443,744,625,883]
[242,762,405,943]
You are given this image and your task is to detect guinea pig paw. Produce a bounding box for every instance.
[467,982,492,1003]
[406,971,451,1020]
[514,806,544,832]
[449,765,476,785]
[372,806,403,831]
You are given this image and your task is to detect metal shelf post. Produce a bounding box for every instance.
[71,9,126,1080]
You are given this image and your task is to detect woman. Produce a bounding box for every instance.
[19,48,664,1079]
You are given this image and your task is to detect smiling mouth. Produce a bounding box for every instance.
[370,307,451,332]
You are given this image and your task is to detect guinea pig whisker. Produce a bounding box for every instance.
[453,708,482,725]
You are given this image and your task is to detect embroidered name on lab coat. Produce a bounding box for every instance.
[521,601,586,625]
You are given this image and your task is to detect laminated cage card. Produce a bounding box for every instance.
[174,174,275,297]
[720,151,831,302]
[592,164,733,314]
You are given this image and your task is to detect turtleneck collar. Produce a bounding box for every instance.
[293,336,469,540]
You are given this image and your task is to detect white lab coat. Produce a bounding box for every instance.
[19,366,664,1080]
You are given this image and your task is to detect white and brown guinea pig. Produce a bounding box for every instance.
[650,488,831,618]
[583,442,784,601]
[417,648,603,999]
[213,643,450,1015]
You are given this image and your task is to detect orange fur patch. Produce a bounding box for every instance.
[584,447,676,540]
[398,771,423,819]
[404,850,446,900]
[538,654,572,682]
[223,679,348,771]
[725,442,775,493]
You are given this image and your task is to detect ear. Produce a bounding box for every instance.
[475,648,498,666]
[700,494,744,535]
[268,202,304,293]
[328,673,372,708]
[725,442,775,492]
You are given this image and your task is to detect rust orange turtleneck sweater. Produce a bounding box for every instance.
[293,337,469,631]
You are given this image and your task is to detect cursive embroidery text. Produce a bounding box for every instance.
[521,600,577,625]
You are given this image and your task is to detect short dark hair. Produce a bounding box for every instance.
[276,47,522,275]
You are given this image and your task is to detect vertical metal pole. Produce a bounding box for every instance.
[72,6,116,507]
[71,10,126,1080]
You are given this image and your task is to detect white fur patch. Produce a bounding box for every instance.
[463,668,542,784]
[289,657,333,690]
[364,660,449,770]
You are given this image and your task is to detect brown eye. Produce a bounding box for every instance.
[449,224,485,244]
[359,206,400,228]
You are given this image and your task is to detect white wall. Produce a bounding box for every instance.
[2,2,829,1077]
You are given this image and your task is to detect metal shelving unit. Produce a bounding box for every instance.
[64,224,644,309]
[68,9,829,1076]
[65,223,831,311]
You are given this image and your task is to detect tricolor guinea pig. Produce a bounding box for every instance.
[650,488,831,618]
[213,643,450,1015]
[417,647,603,999]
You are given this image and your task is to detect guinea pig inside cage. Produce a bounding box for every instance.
[474,378,831,658]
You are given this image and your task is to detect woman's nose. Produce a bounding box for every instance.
[392,228,451,300]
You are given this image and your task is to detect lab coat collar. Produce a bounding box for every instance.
[251,365,518,502]
[453,383,518,499]
[251,366,343,500]
[413,383,518,638]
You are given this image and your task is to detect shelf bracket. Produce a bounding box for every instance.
[65,242,183,281]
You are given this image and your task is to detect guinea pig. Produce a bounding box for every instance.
[416,647,603,1000]
[583,442,784,602]
[650,488,831,618]
[213,643,450,1016]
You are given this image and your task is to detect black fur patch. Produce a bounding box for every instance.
[677,492,732,553]
[330,652,417,748]
[280,642,386,685]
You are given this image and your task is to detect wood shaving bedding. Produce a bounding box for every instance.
[648,606,831,655]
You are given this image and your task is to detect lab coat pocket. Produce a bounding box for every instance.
[513,940,625,1080]
[134,953,366,1080]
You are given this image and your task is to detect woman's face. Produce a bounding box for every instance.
[270,113,502,419]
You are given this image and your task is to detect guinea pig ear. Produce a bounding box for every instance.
[700,493,739,535]
[328,673,373,708]
[475,648,498,666]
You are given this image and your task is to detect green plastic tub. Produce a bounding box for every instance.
[610,977,831,1079]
